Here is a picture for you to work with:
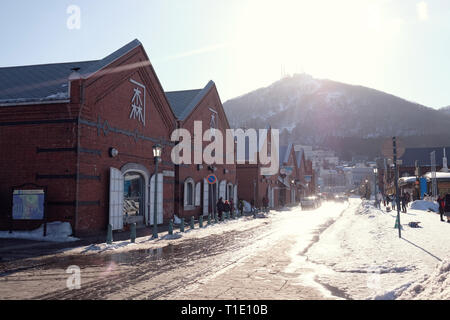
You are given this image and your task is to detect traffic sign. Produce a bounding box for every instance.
[206,174,217,185]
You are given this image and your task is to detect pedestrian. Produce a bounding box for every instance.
[262,196,269,213]
[401,194,407,213]
[217,197,224,220]
[391,194,396,211]
[238,199,244,215]
[437,194,445,222]
[444,194,450,223]
[224,200,231,218]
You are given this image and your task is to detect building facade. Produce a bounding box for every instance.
[0,39,178,236]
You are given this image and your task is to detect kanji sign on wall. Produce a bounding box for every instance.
[130,79,146,125]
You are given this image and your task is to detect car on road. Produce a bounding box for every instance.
[334,194,348,202]
[301,196,321,210]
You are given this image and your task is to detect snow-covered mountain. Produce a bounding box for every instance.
[223,74,450,159]
[440,106,450,115]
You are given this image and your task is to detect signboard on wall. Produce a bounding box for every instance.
[280,166,293,176]
[12,189,45,220]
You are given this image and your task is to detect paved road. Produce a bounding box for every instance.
[0,201,350,300]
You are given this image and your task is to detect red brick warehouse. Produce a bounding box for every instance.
[166,81,237,220]
[0,39,178,236]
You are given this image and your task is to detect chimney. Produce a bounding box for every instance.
[68,67,82,104]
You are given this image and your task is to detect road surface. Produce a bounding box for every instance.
[0,201,352,300]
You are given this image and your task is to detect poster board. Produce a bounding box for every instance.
[10,184,47,236]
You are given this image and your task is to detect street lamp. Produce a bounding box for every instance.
[152,144,162,239]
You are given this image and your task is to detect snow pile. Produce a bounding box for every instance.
[173,214,182,225]
[397,260,450,300]
[0,222,79,242]
[355,200,374,215]
[410,200,439,212]
[243,200,252,213]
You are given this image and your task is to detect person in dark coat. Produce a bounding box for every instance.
[444,194,450,223]
[437,194,445,222]
[262,196,269,213]
[238,199,244,215]
[217,197,224,220]
[224,200,231,216]
[401,194,407,213]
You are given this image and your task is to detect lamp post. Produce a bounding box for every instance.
[373,168,378,198]
[152,144,162,239]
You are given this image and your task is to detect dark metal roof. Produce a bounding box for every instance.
[295,149,304,168]
[165,80,215,121]
[0,39,141,105]
[399,147,450,167]
[279,143,293,165]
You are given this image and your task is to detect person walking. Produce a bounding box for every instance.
[262,196,269,213]
[444,194,450,223]
[224,200,231,218]
[437,194,445,222]
[391,194,396,211]
[217,197,224,220]
[238,199,244,216]
[401,194,407,213]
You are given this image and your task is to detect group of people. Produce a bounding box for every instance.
[437,194,450,223]
[216,197,233,219]
[217,197,270,218]
[376,192,410,213]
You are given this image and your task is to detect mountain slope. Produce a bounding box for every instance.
[223,74,450,159]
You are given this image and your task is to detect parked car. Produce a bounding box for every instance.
[301,196,320,210]
[334,194,348,202]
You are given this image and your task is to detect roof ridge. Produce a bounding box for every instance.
[0,60,99,70]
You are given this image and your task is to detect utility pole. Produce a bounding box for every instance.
[393,137,401,238]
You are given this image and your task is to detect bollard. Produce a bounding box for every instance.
[106,224,113,244]
[199,215,203,228]
[130,223,136,243]
[207,214,211,225]
[168,219,173,235]
[180,218,185,232]
[190,216,195,229]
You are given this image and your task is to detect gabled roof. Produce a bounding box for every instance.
[0,39,142,105]
[165,80,215,121]
[399,147,450,167]
[295,149,304,168]
[279,143,293,165]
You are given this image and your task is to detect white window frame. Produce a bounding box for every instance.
[184,177,195,210]
[195,182,201,206]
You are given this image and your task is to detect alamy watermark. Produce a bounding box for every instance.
[171,122,280,176]
[67,5,81,30]
[66,265,81,290]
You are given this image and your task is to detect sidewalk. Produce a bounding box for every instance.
[0,211,270,262]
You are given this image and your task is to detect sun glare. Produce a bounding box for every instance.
[233,0,400,87]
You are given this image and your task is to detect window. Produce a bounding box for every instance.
[187,183,193,205]
[123,172,144,216]
[184,178,195,209]
[195,182,201,206]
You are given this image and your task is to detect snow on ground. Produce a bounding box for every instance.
[306,198,450,300]
[397,260,450,300]
[67,210,282,255]
[0,222,79,242]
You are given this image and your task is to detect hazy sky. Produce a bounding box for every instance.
[1,0,449,108]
